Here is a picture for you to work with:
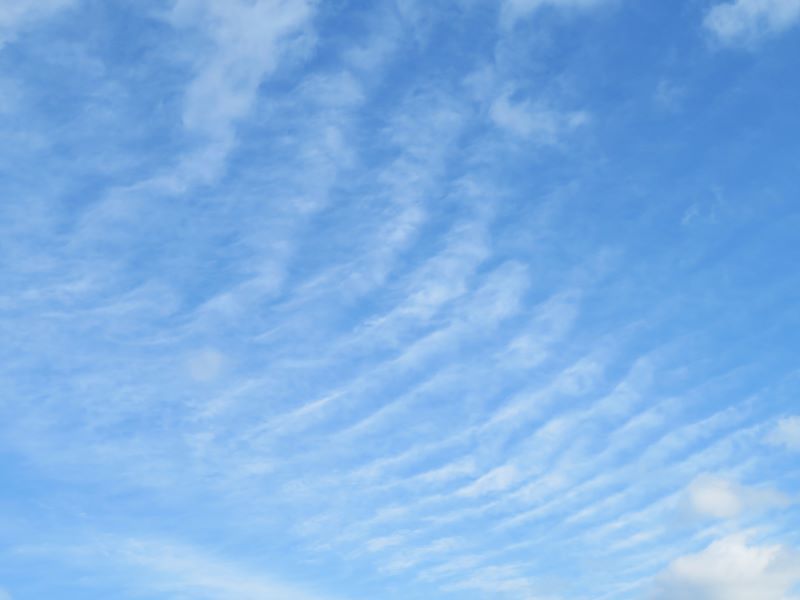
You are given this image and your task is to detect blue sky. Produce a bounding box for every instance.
[1,0,800,598]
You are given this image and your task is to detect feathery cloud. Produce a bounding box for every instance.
[705,0,800,44]
[0,0,75,47]
[768,416,800,451]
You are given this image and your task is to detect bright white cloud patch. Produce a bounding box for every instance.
[652,534,800,600]
[768,416,800,450]
[687,475,744,518]
[686,475,789,519]
[705,0,800,44]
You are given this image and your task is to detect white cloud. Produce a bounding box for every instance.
[768,416,800,450]
[381,538,463,573]
[458,465,519,497]
[686,475,789,519]
[0,0,75,48]
[489,93,588,145]
[366,534,406,552]
[501,0,609,28]
[687,475,742,518]
[705,0,800,45]
[651,534,800,600]
[167,0,315,183]
[0,588,11,600]
[442,564,538,598]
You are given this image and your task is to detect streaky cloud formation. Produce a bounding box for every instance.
[167,0,316,185]
[21,537,339,600]
[1,0,799,599]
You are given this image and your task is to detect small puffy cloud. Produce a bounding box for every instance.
[705,0,800,45]
[768,416,800,451]
[686,475,789,519]
[651,534,800,600]
[687,475,743,518]
[489,93,588,145]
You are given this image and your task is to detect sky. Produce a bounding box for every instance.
[1,0,799,598]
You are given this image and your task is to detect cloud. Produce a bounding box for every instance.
[39,537,337,600]
[124,539,331,599]
[768,416,800,450]
[685,475,790,519]
[489,92,588,145]
[457,465,519,498]
[705,0,800,45]
[0,0,75,48]
[166,0,315,184]
[366,534,406,552]
[5,2,800,599]
[0,588,11,600]
[442,564,539,598]
[651,534,800,600]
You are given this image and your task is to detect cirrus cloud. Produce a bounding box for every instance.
[705,0,800,45]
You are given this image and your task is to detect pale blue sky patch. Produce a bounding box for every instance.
[1,1,800,599]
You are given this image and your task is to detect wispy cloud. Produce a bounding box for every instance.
[490,92,589,145]
[165,0,316,185]
[2,0,799,598]
[768,416,800,451]
[705,0,800,45]
[0,0,75,48]
[23,537,338,600]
